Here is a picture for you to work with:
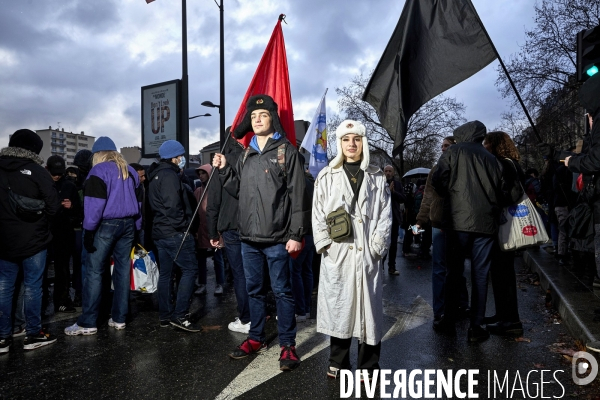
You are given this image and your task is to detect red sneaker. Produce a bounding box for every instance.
[229,338,266,359]
[279,345,301,371]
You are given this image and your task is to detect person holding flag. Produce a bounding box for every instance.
[213,94,307,371]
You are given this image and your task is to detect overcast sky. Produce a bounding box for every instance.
[0,0,537,155]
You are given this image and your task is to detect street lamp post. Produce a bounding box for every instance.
[202,101,222,143]
[181,0,190,167]
[189,113,211,119]
[212,0,225,148]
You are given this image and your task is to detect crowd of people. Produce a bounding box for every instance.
[0,74,598,377]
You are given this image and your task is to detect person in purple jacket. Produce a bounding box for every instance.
[64,137,142,336]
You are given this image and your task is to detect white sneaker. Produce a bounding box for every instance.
[228,317,251,334]
[194,284,206,295]
[214,284,223,296]
[64,323,97,336]
[296,314,307,322]
[108,318,126,330]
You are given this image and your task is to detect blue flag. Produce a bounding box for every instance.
[300,94,327,177]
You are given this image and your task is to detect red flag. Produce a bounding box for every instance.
[146,0,155,4]
[230,15,296,148]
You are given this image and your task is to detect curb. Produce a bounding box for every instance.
[523,248,600,354]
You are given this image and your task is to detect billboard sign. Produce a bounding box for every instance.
[141,79,180,158]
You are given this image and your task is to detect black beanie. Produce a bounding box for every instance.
[9,129,43,154]
[232,94,286,139]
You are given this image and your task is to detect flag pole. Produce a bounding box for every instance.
[321,88,328,102]
[173,133,232,262]
[467,1,542,143]
[309,88,328,125]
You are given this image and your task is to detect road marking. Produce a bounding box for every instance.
[382,295,433,341]
[214,296,433,399]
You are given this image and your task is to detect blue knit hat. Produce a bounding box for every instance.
[159,140,185,159]
[92,136,117,153]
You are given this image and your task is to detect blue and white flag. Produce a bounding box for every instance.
[301,93,328,178]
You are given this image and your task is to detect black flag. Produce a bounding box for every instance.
[362,0,496,156]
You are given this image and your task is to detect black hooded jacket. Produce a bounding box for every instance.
[432,121,504,235]
[206,145,243,239]
[219,136,307,243]
[563,74,600,220]
[0,147,60,261]
[147,161,195,240]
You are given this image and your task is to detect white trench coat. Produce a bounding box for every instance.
[312,164,392,345]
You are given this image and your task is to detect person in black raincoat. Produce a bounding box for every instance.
[46,155,81,314]
[432,120,504,343]
[550,74,600,290]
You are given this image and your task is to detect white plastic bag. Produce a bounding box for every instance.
[498,193,549,251]
[130,244,159,293]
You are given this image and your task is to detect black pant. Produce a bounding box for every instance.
[329,336,381,371]
[73,229,83,296]
[386,221,399,270]
[418,226,432,256]
[445,231,494,327]
[402,227,414,254]
[52,228,75,309]
[490,242,520,322]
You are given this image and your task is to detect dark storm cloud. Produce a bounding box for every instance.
[0,0,538,152]
[64,0,120,31]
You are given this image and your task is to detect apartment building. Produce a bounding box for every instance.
[35,127,96,166]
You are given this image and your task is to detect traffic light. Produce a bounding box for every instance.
[577,25,600,82]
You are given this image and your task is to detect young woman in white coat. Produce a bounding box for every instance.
[312,119,392,380]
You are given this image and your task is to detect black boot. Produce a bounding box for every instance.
[487,321,524,337]
[467,325,490,342]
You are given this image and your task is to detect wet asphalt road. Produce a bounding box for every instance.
[1,246,598,399]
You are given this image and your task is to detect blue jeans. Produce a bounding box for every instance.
[80,229,87,295]
[222,230,249,323]
[14,281,25,331]
[431,228,470,319]
[290,235,314,316]
[155,233,197,321]
[445,231,494,327]
[78,218,135,328]
[242,241,296,346]
[0,250,47,337]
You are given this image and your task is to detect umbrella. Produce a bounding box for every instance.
[402,167,430,178]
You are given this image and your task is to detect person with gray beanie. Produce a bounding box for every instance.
[0,129,60,352]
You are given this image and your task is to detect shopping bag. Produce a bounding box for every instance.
[130,244,159,293]
[498,193,550,251]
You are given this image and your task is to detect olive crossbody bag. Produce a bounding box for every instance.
[326,188,359,243]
